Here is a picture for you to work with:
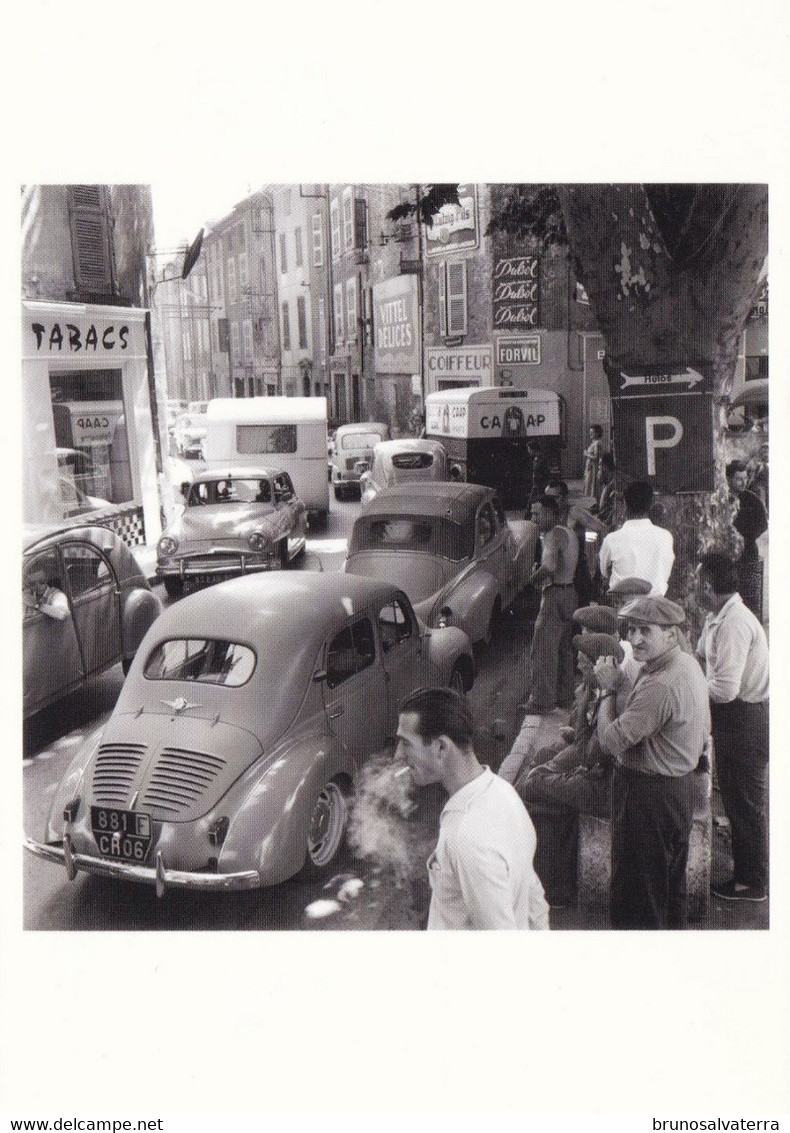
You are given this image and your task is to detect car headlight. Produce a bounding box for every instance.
[248,530,272,553]
[158,535,178,556]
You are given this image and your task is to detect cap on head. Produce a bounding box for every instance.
[608,576,653,598]
[618,596,686,626]
[573,605,619,634]
[573,632,625,664]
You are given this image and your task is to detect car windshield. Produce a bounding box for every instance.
[187,478,271,505]
[350,515,472,560]
[144,639,256,686]
[340,432,382,450]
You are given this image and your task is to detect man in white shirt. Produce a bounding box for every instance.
[599,481,675,596]
[395,687,549,930]
[696,553,769,902]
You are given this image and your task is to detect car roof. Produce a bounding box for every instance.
[23,522,126,555]
[360,482,493,522]
[335,421,388,436]
[373,439,445,457]
[149,571,404,647]
[189,467,286,483]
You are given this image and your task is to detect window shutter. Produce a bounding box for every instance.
[346,279,357,341]
[297,294,308,349]
[312,213,324,267]
[294,227,303,268]
[68,185,113,297]
[334,283,344,343]
[330,200,341,260]
[354,199,367,249]
[279,233,288,273]
[446,261,467,336]
[439,265,447,336]
[281,302,291,350]
[343,189,354,251]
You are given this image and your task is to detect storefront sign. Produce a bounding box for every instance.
[495,335,541,366]
[424,184,478,255]
[27,317,132,354]
[426,345,492,389]
[373,276,420,374]
[606,361,714,491]
[492,256,540,329]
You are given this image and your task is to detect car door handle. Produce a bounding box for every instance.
[328,706,345,718]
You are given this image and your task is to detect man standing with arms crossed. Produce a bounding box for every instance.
[697,553,769,902]
[395,687,549,930]
[594,596,710,929]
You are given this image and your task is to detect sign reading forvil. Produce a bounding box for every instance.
[373,276,420,374]
[496,336,541,366]
[493,256,539,329]
[606,362,714,491]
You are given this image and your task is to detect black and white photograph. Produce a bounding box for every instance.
[4,0,790,1127]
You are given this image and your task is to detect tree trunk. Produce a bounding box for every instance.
[556,185,768,631]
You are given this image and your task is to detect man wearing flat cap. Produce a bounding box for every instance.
[594,595,710,929]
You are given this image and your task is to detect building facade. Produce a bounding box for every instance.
[21,184,166,547]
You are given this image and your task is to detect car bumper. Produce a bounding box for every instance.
[157,555,276,578]
[24,836,260,897]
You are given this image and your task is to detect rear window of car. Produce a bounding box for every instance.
[144,639,256,686]
[391,452,434,470]
[340,433,383,450]
[350,515,472,560]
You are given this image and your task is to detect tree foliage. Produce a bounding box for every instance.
[386,184,461,227]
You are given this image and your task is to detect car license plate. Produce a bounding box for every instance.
[90,806,153,863]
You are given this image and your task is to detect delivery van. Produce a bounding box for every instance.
[424,386,566,506]
[203,397,329,522]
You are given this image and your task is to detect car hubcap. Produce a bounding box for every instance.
[307,782,346,867]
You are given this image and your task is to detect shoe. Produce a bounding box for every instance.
[711,880,767,903]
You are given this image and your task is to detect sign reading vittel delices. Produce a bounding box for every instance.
[373,276,420,375]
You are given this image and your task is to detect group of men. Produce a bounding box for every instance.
[394,474,769,932]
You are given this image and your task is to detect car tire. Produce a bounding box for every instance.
[163,577,184,600]
[303,779,350,874]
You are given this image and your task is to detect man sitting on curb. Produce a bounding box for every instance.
[520,633,632,907]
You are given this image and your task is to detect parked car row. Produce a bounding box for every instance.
[24,417,538,902]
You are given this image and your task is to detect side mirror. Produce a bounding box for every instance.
[438,605,453,628]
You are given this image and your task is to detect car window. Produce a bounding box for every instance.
[476,504,496,547]
[378,598,414,652]
[273,475,293,502]
[340,432,383,450]
[237,424,297,454]
[61,543,113,598]
[144,639,256,686]
[350,515,472,561]
[326,618,376,689]
[391,452,434,471]
[190,479,268,505]
[23,549,66,618]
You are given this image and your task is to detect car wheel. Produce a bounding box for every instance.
[305,780,349,871]
[163,577,184,600]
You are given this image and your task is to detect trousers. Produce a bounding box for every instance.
[711,698,769,890]
[611,764,697,930]
[529,585,578,711]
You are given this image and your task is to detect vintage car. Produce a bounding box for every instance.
[329,421,390,501]
[344,483,538,648]
[156,467,307,599]
[23,524,163,718]
[24,572,475,894]
[360,438,449,506]
[172,411,207,460]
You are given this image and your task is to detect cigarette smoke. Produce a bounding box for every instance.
[347,755,423,885]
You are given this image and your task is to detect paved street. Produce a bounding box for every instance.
[23,496,540,931]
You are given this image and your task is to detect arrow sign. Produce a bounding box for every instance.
[619,367,705,391]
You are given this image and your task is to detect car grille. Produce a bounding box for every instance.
[181,555,243,571]
[92,743,147,806]
[141,747,228,819]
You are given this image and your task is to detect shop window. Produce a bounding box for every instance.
[49,368,131,512]
[67,186,114,300]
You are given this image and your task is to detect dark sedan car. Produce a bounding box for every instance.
[23,524,163,718]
